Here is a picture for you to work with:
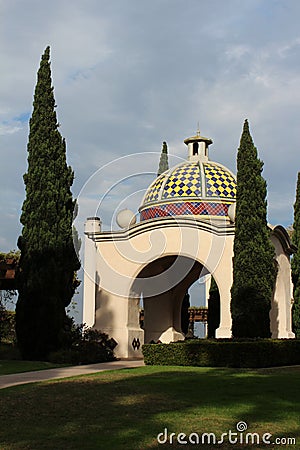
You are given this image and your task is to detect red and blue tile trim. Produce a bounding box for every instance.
[140,201,231,221]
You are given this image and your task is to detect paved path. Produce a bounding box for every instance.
[0,359,145,390]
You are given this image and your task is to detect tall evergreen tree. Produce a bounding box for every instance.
[207,277,220,338]
[231,120,277,338]
[291,172,300,338]
[16,47,80,360]
[180,291,190,335]
[157,141,169,176]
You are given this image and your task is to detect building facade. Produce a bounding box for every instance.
[83,132,295,358]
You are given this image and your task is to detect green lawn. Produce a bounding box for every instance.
[0,360,64,375]
[0,365,299,449]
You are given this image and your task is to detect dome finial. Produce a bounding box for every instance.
[196,122,201,137]
[184,129,213,162]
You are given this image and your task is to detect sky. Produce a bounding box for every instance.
[1,0,300,317]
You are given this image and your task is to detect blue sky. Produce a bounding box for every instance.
[1,0,300,316]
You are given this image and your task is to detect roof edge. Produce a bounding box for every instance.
[269,224,297,255]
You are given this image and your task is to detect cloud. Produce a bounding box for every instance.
[1,0,300,255]
[0,124,23,136]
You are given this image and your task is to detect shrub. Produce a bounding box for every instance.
[0,289,17,344]
[48,318,117,365]
[0,342,21,360]
[142,339,300,368]
[47,348,77,365]
[73,328,117,364]
[0,309,16,344]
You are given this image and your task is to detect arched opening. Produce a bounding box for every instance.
[187,274,209,338]
[193,142,199,155]
[182,274,220,339]
[131,255,215,343]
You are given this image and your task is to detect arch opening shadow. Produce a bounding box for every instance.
[131,255,211,343]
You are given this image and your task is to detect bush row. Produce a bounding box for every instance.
[48,319,118,365]
[0,309,16,344]
[0,314,118,364]
[142,339,300,368]
[0,342,20,360]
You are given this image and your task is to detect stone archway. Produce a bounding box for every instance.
[130,255,211,343]
[84,217,235,357]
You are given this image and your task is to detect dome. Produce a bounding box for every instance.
[139,132,236,221]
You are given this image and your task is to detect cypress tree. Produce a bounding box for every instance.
[291,172,300,338]
[16,47,80,360]
[180,291,190,335]
[157,141,169,176]
[207,277,220,338]
[231,120,277,338]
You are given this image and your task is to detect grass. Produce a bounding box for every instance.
[0,365,299,449]
[0,344,66,374]
[0,360,64,375]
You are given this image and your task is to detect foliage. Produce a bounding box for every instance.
[142,339,300,368]
[231,120,277,338]
[207,277,220,338]
[16,46,80,360]
[0,251,19,292]
[0,289,17,305]
[0,289,17,344]
[157,141,169,176]
[0,309,16,344]
[0,250,20,264]
[291,172,300,338]
[0,342,21,360]
[48,317,117,364]
[286,224,294,240]
[180,292,190,335]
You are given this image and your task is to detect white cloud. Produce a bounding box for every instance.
[225,44,251,61]
[1,0,300,255]
[278,37,300,58]
[0,124,22,135]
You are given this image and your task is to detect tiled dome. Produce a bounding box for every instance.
[139,133,236,221]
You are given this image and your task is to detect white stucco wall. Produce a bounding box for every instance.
[83,218,295,358]
[270,234,295,338]
[84,217,235,357]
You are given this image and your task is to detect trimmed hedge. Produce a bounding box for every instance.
[142,339,300,368]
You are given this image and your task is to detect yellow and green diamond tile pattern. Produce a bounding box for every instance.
[162,163,201,198]
[143,174,167,203]
[204,163,236,198]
